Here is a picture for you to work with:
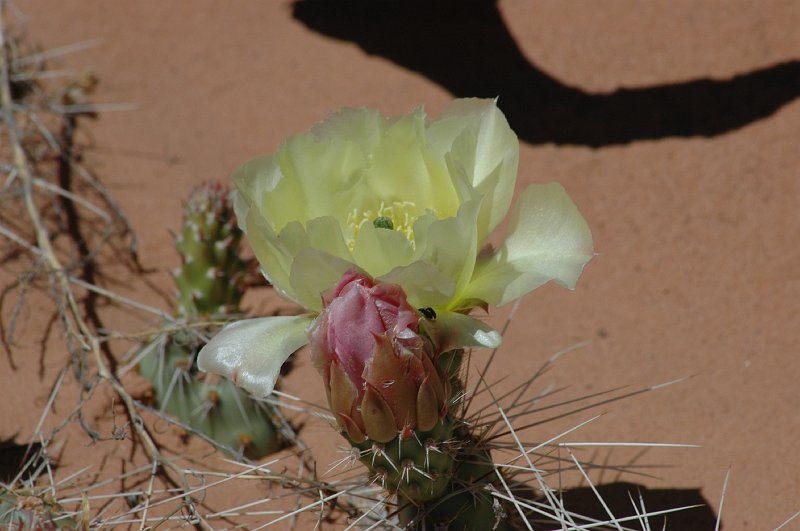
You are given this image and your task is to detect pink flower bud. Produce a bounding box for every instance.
[308,271,447,442]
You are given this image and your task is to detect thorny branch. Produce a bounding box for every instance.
[0,4,212,528]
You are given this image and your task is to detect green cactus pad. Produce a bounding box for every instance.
[138,331,283,460]
[173,183,246,318]
[137,182,285,460]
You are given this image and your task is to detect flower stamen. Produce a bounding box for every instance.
[346,200,433,251]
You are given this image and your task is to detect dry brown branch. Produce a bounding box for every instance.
[0,4,212,527]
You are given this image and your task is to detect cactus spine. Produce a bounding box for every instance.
[138,183,283,459]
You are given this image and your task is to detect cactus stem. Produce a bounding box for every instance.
[369,444,383,467]
[397,494,419,528]
[418,468,435,484]
[371,444,399,472]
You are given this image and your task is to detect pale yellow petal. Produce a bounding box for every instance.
[412,200,481,308]
[367,109,458,216]
[378,261,455,309]
[311,106,384,148]
[232,156,303,301]
[241,208,296,302]
[289,248,363,311]
[462,183,593,307]
[352,222,415,278]
[274,133,369,227]
[427,98,518,241]
[305,216,353,262]
[232,154,284,216]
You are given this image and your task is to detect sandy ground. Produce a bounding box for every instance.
[4,0,800,528]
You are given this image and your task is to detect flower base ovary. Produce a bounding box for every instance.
[348,419,455,502]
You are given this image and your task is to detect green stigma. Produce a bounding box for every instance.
[373,216,394,230]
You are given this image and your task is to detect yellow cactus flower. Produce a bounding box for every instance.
[199,99,593,397]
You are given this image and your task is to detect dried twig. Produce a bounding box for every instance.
[0,5,211,527]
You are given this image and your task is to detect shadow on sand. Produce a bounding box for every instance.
[293,0,800,147]
[531,482,719,529]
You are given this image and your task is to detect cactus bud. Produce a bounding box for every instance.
[309,271,446,440]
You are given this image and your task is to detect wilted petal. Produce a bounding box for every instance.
[424,310,502,352]
[198,315,312,397]
[462,183,594,307]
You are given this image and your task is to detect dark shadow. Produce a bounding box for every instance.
[293,0,800,147]
[532,482,719,530]
[0,438,42,484]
